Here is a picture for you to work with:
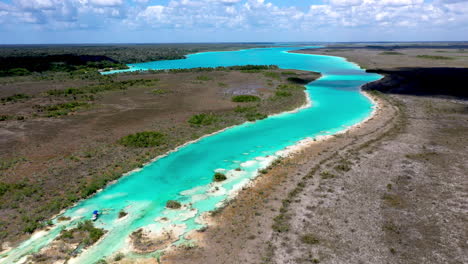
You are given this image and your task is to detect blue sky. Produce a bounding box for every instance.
[0,0,467,44]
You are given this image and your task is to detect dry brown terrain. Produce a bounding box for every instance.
[0,68,318,247]
[292,48,468,69]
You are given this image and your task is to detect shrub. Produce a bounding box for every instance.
[263,72,280,80]
[213,172,227,182]
[188,113,217,126]
[1,93,31,103]
[245,112,267,121]
[114,253,125,261]
[320,171,335,179]
[300,234,320,244]
[152,89,167,94]
[232,95,260,102]
[166,200,181,209]
[275,91,292,97]
[277,84,305,90]
[118,131,165,147]
[118,210,128,218]
[196,75,212,81]
[416,55,453,60]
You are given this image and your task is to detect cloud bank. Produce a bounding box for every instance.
[0,0,466,43]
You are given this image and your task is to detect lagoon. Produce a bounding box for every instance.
[0,46,381,263]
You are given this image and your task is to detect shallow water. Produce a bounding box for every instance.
[0,47,381,263]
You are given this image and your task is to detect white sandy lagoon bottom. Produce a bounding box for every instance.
[0,46,381,263]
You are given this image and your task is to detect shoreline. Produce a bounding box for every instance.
[0,72,316,262]
[1,49,379,263]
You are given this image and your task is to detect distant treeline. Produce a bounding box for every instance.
[0,43,266,77]
[121,65,279,75]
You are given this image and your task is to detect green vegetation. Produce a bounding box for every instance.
[263,71,281,80]
[152,88,168,95]
[34,101,89,117]
[218,82,227,87]
[118,210,128,218]
[213,172,227,182]
[118,131,165,148]
[1,93,31,103]
[47,79,157,96]
[196,75,212,81]
[277,84,305,90]
[60,220,105,246]
[188,113,218,126]
[380,51,404,55]
[275,91,292,97]
[166,200,181,209]
[300,234,320,244]
[245,112,267,121]
[320,171,336,179]
[114,253,125,261]
[232,95,261,102]
[416,55,454,60]
[382,194,405,208]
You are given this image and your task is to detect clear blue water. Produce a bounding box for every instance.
[0,47,381,263]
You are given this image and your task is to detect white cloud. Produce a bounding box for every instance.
[1,0,467,41]
[88,0,124,6]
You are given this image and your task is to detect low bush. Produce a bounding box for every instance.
[263,72,280,80]
[416,55,453,60]
[213,172,227,182]
[118,131,165,148]
[275,91,292,97]
[232,95,260,102]
[188,113,217,126]
[301,234,320,244]
[196,75,212,81]
[118,210,128,218]
[1,93,31,103]
[245,112,267,121]
[320,171,335,179]
[166,200,181,209]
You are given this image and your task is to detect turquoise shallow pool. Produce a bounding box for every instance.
[0,47,381,263]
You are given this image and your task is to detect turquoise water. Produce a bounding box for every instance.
[0,47,381,263]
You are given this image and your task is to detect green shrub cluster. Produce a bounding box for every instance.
[188,113,217,126]
[232,95,261,102]
[277,84,305,90]
[60,220,105,246]
[213,172,227,182]
[118,131,165,148]
[196,75,212,81]
[245,112,267,121]
[416,55,453,60]
[300,234,320,244]
[47,79,157,96]
[0,115,25,121]
[1,93,31,103]
[34,101,89,117]
[166,200,182,209]
[380,51,404,55]
[275,91,292,97]
[263,72,281,80]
